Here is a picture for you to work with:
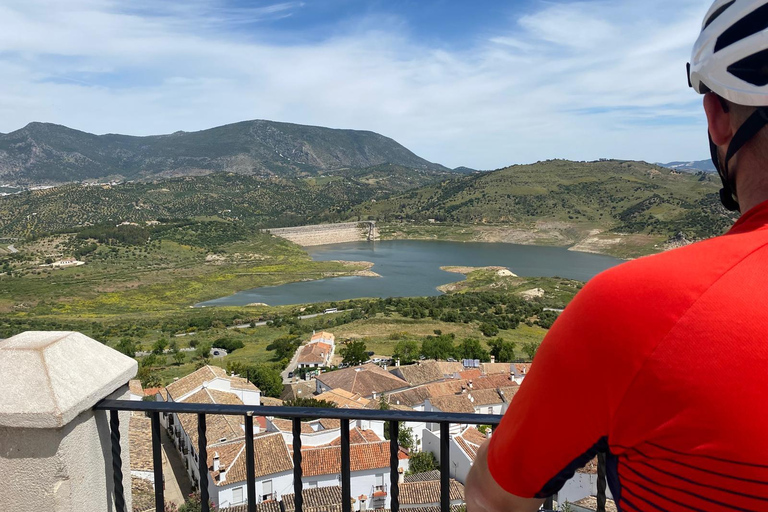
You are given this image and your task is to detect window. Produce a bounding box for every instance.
[308,481,318,489]
[232,487,244,504]
[375,474,384,492]
[487,407,493,414]
[262,480,273,501]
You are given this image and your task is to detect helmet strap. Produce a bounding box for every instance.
[709,107,768,213]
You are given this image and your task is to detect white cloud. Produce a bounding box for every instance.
[0,0,714,168]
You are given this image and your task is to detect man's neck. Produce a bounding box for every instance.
[734,151,768,214]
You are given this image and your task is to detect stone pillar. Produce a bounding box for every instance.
[0,331,138,512]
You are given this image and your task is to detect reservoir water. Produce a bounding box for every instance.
[198,240,623,307]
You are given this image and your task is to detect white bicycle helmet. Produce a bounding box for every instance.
[688,0,768,211]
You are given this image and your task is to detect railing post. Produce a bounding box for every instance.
[198,414,209,512]
[389,420,400,512]
[110,410,127,512]
[245,414,257,512]
[597,452,607,512]
[440,422,450,512]
[0,331,138,512]
[292,418,304,512]
[151,412,165,511]
[341,419,352,512]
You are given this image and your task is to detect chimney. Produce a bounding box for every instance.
[490,355,495,364]
[398,467,405,484]
[372,392,378,400]
[486,429,492,439]
[395,359,400,367]
[468,380,473,389]
[219,464,227,483]
[213,452,220,472]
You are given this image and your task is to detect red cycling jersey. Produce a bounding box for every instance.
[488,199,768,512]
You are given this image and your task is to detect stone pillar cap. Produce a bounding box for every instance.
[0,331,138,428]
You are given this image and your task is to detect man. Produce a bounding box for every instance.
[466,1,768,511]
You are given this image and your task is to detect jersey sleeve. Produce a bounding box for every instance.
[486,264,672,498]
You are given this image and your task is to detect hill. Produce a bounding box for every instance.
[660,159,715,173]
[355,159,737,255]
[0,170,453,238]
[0,120,449,185]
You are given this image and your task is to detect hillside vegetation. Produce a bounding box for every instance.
[0,120,448,185]
[356,159,736,257]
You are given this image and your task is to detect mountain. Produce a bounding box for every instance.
[452,166,479,174]
[0,120,449,185]
[355,159,737,241]
[660,159,716,173]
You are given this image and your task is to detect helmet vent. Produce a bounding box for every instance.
[715,3,768,53]
[704,0,735,29]
[728,48,768,86]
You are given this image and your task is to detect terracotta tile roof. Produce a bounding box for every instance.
[433,361,464,376]
[297,441,407,477]
[386,379,467,408]
[454,427,487,461]
[281,381,317,401]
[131,477,155,512]
[315,389,371,409]
[298,342,333,365]
[270,418,313,434]
[166,365,228,399]
[143,387,163,397]
[221,501,281,512]
[229,374,260,392]
[311,332,335,342]
[513,363,533,375]
[129,379,144,396]
[403,470,441,483]
[390,362,444,386]
[129,414,154,472]
[572,496,618,512]
[316,365,407,398]
[260,396,284,406]
[479,363,512,375]
[379,506,464,512]
[328,428,382,445]
[577,457,599,474]
[466,388,503,406]
[282,485,355,512]
[470,374,516,390]
[177,388,246,448]
[498,386,519,403]
[399,479,464,505]
[208,433,294,486]
[458,369,483,380]
[428,395,475,414]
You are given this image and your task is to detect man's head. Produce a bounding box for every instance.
[688,0,768,212]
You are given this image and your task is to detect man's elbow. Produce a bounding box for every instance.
[465,439,545,512]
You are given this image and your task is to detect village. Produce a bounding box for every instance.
[128,331,607,512]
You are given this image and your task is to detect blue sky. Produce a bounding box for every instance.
[0,0,714,169]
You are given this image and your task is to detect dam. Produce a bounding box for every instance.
[268,221,379,246]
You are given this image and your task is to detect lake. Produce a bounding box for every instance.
[197,240,624,307]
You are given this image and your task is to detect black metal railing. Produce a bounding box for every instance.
[95,399,606,512]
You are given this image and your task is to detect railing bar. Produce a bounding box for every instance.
[597,452,607,512]
[292,417,304,512]
[341,419,352,512]
[198,414,209,512]
[245,414,257,512]
[389,420,400,512]
[94,399,502,425]
[151,411,165,512]
[440,422,450,512]
[109,410,127,512]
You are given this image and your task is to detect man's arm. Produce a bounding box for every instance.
[466,440,544,512]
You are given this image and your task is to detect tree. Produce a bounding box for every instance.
[407,451,438,474]
[393,339,419,364]
[479,322,500,337]
[173,350,186,365]
[421,334,455,360]
[212,336,245,353]
[487,338,516,363]
[522,341,541,361]
[250,364,283,398]
[195,342,213,362]
[284,397,337,408]
[456,338,490,362]
[152,337,169,355]
[340,340,368,366]
[267,335,301,361]
[116,338,137,358]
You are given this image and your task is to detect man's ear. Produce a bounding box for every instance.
[704,93,733,146]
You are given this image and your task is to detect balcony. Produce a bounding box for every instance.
[0,331,609,512]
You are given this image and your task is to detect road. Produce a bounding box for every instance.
[281,345,303,384]
[6,244,17,254]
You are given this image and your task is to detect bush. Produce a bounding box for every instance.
[407,451,438,474]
